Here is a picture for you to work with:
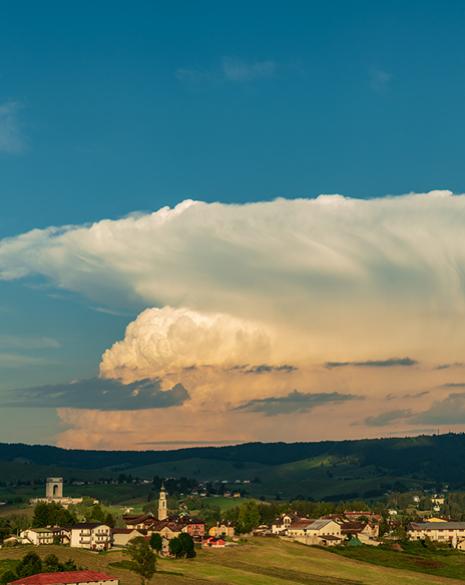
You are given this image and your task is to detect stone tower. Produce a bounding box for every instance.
[46,477,63,499]
[158,483,168,521]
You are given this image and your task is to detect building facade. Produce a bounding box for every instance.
[69,523,112,550]
[408,521,465,545]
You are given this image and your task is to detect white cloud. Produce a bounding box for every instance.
[100,306,272,382]
[6,191,465,447]
[2,191,465,362]
[0,335,60,349]
[221,57,276,81]
[175,57,277,84]
[0,102,24,153]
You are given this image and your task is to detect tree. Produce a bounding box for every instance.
[125,537,156,585]
[32,502,76,528]
[237,501,260,534]
[43,554,61,572]
[178,533,196,558]
[16,552,42,578]
[149,533,162,552]
[168,534,196,558]
[61,559,78,571]
[168,537,182,558]
[104,513,115,528]
[0,570,17,585]
[89,504,105,523]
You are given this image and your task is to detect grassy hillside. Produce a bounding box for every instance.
[1,539,464,585]
[2,433,465,500]
[330,541,465,581]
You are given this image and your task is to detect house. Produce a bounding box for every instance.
[272,514,307,535]
[8,572,118,585]
[286,518,317,538]
[286,519,342,546]
[209,523,235,538]
[339,521,379,540]
[69,523,112,550]
[203,537,226,548]
[431,495,445,506]
[306,519,342,539]
[181,518,206,541]
[408,521,465,545]
[111,528,146,547]
[20,528,56,546]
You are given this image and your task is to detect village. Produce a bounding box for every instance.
[3,477,465,555]
[1,475,465,585]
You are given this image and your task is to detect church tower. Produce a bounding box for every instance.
[158,483,168,521]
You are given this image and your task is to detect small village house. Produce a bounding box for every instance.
[209,523,235,538]
[69,523,112,550]
[20,528,56,546]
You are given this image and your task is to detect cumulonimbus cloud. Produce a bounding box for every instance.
[4,191,465,447]
[99,306,272,382]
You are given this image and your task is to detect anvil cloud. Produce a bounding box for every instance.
[2,191,465,447]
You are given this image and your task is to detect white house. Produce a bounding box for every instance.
[20,528,55,546]
[69,523,112,550]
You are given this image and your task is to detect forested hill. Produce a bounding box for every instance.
[1,433,465,498]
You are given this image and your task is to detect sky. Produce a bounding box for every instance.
[2,1,465,448]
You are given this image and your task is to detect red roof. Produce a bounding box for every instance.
[10,571,117,585]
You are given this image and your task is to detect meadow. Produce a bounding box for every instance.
[1,538,465,585]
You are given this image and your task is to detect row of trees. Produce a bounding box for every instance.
[32,502,115,529]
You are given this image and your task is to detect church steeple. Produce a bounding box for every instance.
[158,482,168,521]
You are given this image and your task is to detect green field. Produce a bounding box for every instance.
[329,541,465,581]
[1,538,465,585]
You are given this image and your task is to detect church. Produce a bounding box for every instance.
[122,483,206,543]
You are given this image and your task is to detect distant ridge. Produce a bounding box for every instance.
[1,433,464,499]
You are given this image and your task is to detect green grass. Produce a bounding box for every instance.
[0,558,19,581]
[0,538,463,585]
[329,541,465,581]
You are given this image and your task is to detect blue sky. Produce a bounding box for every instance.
[2,1,465,447]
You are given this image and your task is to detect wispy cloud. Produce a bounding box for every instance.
[369,68,392,92]
[229,363,297,375]
[364,409,413,427]
[411,392,465,425]
[0,353,53,367]
[0,335,60,350]
[176,57,277,84]
[325,357,417,369]
[221,57,276,82]
[236,390,360,416]
[435,362,465,370]
[386,390,429,400]
[4,377,190,410]
[0,101,24,153]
